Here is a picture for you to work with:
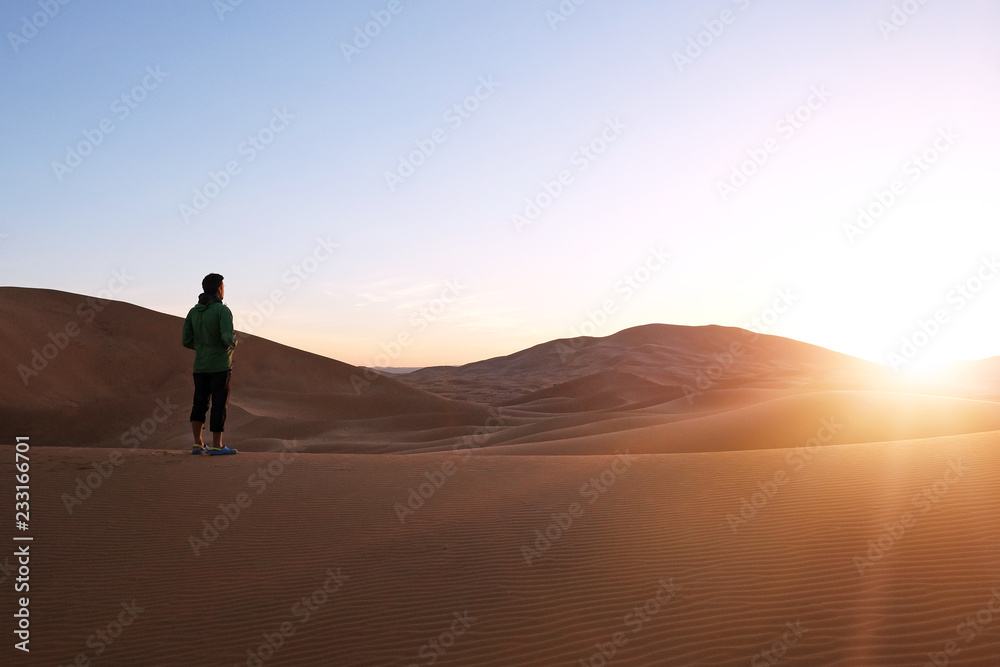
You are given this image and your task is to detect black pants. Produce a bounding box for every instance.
[189,370,231,433]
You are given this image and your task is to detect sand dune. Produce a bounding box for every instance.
[4,287,1000,664]
[500,370,687,412]
[400,323,894,404]
[8,287,994,456]
[7,436,999,666]
[0,287,492,451]
[479,389,1000,455]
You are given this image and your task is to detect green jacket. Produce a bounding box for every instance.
[182,295,237,373]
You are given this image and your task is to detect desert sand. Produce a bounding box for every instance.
[2,286,999,665]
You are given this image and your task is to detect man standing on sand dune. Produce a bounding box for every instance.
[183,273,238,455]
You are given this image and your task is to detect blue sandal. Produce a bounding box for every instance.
[208,446,238,455]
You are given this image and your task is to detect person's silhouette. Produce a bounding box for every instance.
[182,273,238,455]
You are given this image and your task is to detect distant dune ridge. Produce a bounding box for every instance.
[3,286,998,454]
[2,286,1000,665]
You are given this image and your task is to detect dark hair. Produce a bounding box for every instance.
[202,273,224,295]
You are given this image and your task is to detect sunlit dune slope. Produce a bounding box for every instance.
[478,390,1000,455]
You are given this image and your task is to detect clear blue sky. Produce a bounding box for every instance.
[3,0,999,369]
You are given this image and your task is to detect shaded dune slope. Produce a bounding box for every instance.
[0,287,490,450]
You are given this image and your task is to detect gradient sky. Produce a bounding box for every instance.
[3,0,999,369]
